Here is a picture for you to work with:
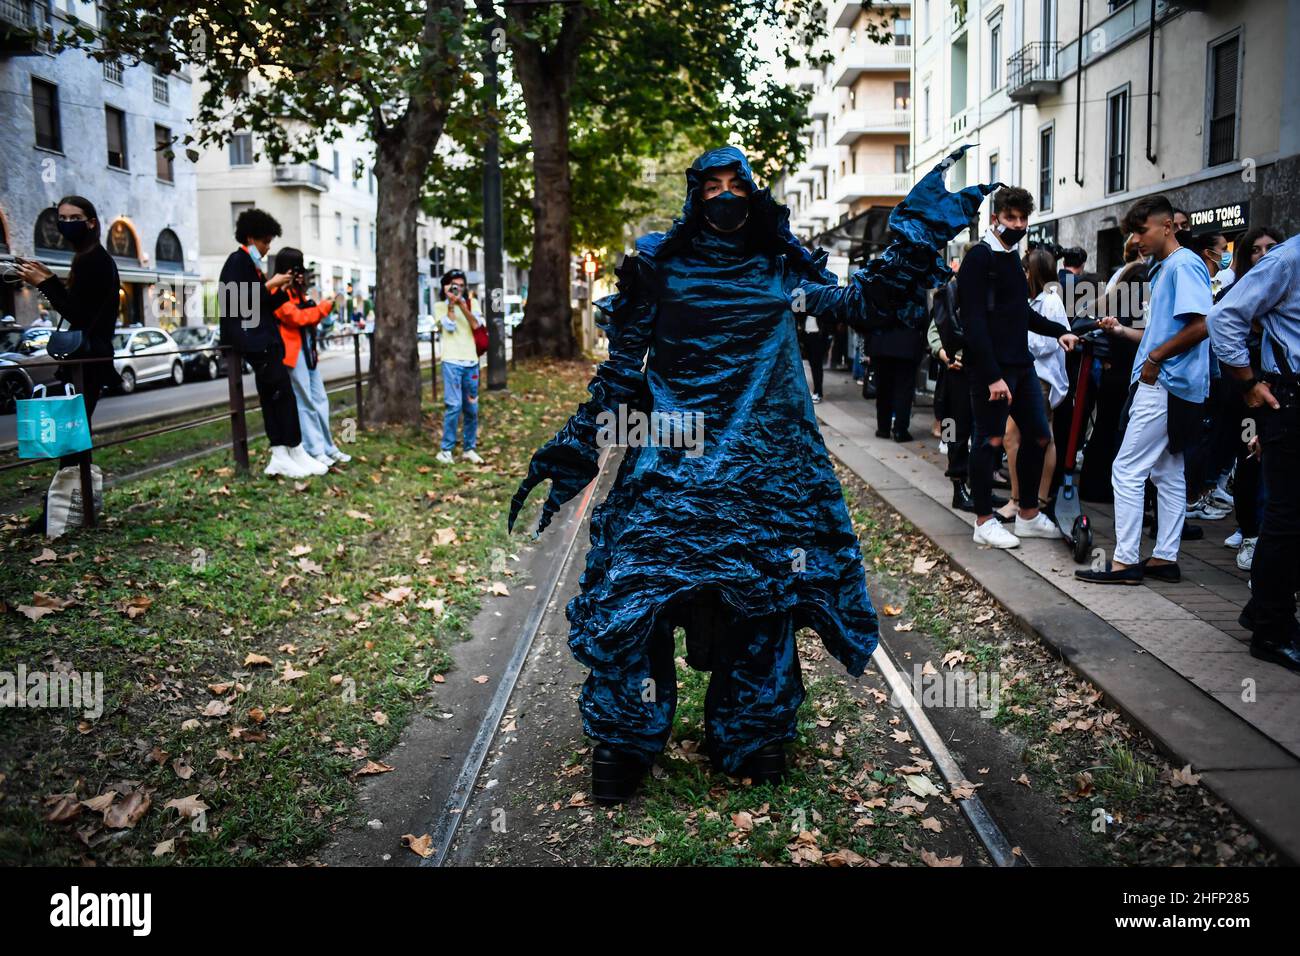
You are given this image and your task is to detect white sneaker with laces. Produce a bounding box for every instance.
[1014,511,1059,539]
[1209,486,1234,508]
[463,449,484,465]
[435,450,454,464]
[974,518,1020,549]
[313,453,335,469]
[265,446,309,478]
[1187,493,1229,520]
[329,449,352,463]
[1236,537,1257,571]
[288,444,329,476]
[1224,528,1243,549]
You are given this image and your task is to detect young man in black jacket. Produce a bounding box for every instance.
[960,186,1078,549]
[218,209,325,479]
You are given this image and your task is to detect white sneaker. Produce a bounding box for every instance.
[288,444,329,476]
[938,440,949,455]
[1209,486,1234,508]
[329,449,352,463]
[265,445,309,478]
[974,518,1020,549]
[1224,528,1243,549]
[811,393,823,404]
[435,450,454,464]
[313,453,335,469]
[1236,537,1257,571]
[1014,511,1059,539]
[462,449,484,464]
[1187,493,1230,520]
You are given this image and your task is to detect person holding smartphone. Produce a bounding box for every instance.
[435,268,484,465]
[15,196,121,534]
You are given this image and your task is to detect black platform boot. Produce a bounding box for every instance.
[591,745,649,805]
[739,743,786,785]
[951,480,975,512]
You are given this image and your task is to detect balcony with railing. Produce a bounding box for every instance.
[0,0,49,55]
[833,109,910,144]
[833,42,912,86]
[272,163,331,192]
[833,172,911,205]
[1007,41,1060,103]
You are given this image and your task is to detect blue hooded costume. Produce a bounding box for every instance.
[510,145,994,773]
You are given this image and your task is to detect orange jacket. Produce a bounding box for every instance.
[275,288,334,368]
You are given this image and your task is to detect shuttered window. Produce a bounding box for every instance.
[1208,36,1239,166]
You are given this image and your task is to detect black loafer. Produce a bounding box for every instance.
[738,743,786,785]
[1075,562,1144,585]
[892,430,915,443]
[1140,559,1181,583]
[1250,638,1300,673]
[591,745,649,805]
[874,428,891,438]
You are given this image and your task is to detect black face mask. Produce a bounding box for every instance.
[58,220,91,244]
[702,192,749,232]
[994,223,1027,247]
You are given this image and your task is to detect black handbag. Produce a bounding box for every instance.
[47,316,88,361]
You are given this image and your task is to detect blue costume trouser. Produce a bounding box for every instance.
[579,608,806,773]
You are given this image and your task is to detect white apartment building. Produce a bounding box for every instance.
[912,0,1300,276]
[0,0,200,326]
[778,1,915,276]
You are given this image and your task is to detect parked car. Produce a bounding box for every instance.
[112,326,184,394]
[170,324,227,381]
[417,314,435,343]
[0,325,62,414]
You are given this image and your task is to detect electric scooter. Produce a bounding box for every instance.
[1053,328,1106,563]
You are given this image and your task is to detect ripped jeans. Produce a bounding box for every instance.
[440,360,479,452]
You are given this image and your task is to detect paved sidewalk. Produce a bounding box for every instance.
[813,367,1300,860]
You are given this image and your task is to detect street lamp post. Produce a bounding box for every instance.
[481,2,507,390]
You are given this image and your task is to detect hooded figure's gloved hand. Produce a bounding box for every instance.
[507,440,598,536]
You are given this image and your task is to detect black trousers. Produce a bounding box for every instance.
[873,355,919,436]
[248,348,302,447]
[804,331,828,395]
[1248,393,1300,642]
[935,363,971,479]
[969,365,1050,516]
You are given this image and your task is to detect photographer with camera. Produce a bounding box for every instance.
[13,196,122,535]
[435,268,485,466]
[272,247,349,470]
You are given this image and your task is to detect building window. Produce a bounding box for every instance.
[32,78,61,152]
[334,212,343,245]
[152,73,169,105]
[894,144,910,173]
[332,150,340,178]
[105,106,128,169]
[370,223,376,251]
[155,229,183,267]
[894,80,911,110]
[103,60,124,85]
[988,18,1002,90]
[310,204,321,239]
[352,218,360,247]
[1039,125,1054,211]
[229,132,253,166]
[1106,85,1130,194]
[922,84,931,138]
[1207,33,1240,167]
[34,208,72,252]
[368,168,375,194]
[893,17,912,46]
[107,220,138,259]
[988,152,999,187]
[155,125,173,182]
[231,202,253,237]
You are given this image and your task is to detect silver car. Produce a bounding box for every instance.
[112,327,185,394]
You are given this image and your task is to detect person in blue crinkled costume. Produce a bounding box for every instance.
[509,144,996,803]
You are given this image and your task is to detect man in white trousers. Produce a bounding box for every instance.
[1077,195,1212,585]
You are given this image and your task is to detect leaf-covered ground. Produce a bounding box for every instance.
[0,359,591,866]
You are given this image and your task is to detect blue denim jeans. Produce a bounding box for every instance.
[441,361,479,452]
[289,357,340,458]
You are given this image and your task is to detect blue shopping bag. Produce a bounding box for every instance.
[15,383,92,459]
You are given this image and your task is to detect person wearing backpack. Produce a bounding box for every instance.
[928,243,976,510]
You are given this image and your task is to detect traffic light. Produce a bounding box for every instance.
[429,245,445,278]
[582,251,601,280]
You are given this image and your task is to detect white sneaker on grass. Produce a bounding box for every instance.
[265,445,309,478]
[329,449,352,464]
[1014,512,1059,540]
[463,449,484,464]
[1224,528,1243,549]
[974,518,1020,549]
[1236,537,1257,571]
[312,453,335,469]
[435,449,454,464]
[288,444,329,476]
